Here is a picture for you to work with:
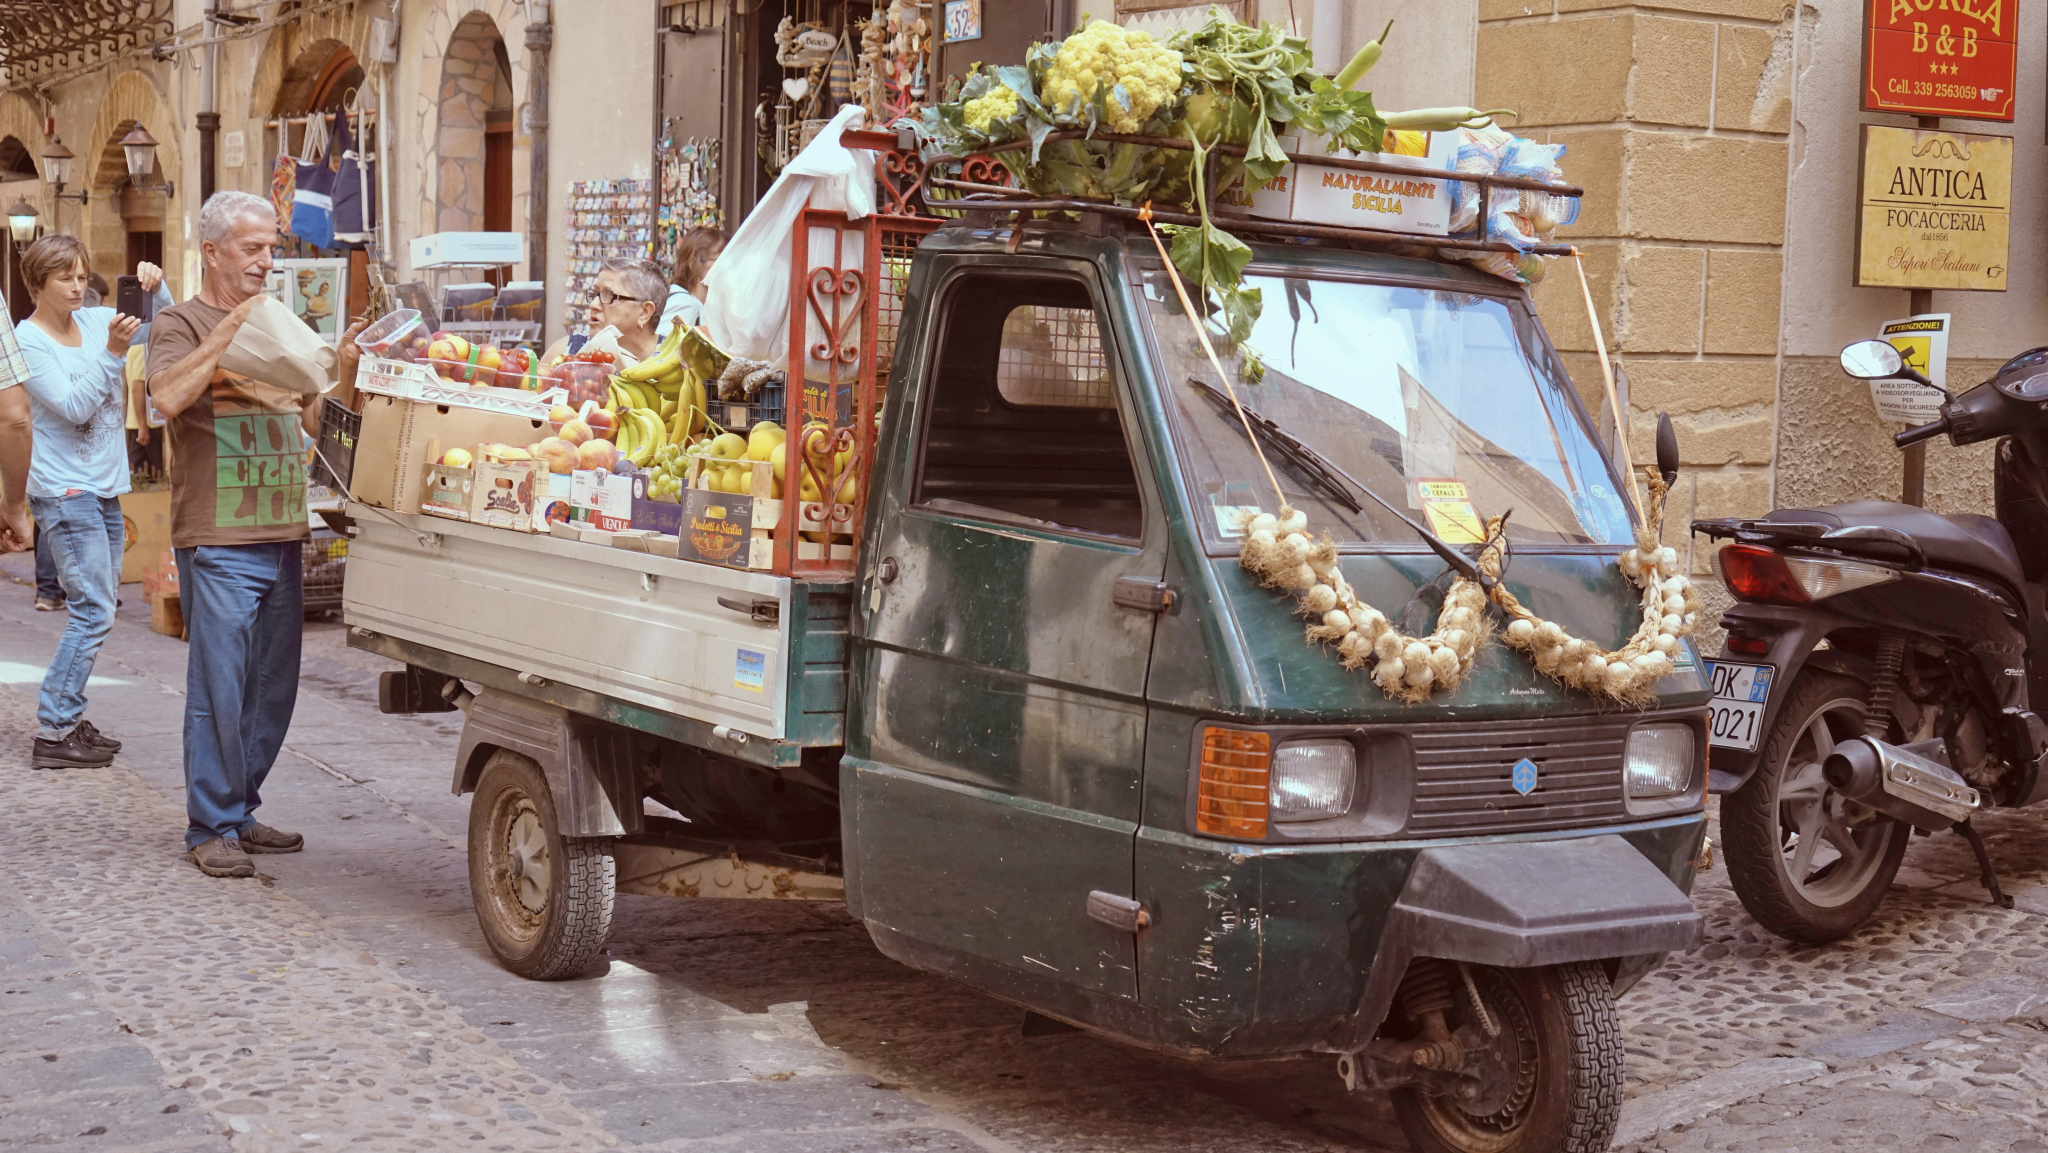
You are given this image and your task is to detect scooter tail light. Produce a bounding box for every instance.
[1781,555,1899,600]
[1197,727,1270,839]
[1712,543,1810,605]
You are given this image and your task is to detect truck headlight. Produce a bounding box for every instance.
[1625,724,1694,798]
[1271,739,1356,821]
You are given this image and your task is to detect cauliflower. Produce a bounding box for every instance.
[962,84,1021,134]
[1042,21,1183,133]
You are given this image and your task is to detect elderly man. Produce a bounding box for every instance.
[0,295,31,555]
[148,191,367,877]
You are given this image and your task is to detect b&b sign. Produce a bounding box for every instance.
[1862,0,2017,121]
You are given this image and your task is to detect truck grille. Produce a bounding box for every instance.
[1406,715,1632,836]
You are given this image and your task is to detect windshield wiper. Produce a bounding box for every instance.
[1188,377,1502,590]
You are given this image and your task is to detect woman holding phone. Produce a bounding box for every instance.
[16,235,170,769]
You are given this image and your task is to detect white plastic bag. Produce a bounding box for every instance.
[702,105,875,369]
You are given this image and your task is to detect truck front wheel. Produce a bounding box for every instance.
[468,750,615,979]
[1389,961,1622,1153]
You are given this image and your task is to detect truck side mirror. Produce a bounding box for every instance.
[1655,412,1679,485]
[1840,339,1904,380]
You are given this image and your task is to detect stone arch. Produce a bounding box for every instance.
[434,10,512,233]
[80,71,181,284]
[0,93,47,218]
[405,0,529,275]
[247,7,381,121]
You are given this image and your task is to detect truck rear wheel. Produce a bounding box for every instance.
[468,750,615,979]
[1390,962,1622,1153]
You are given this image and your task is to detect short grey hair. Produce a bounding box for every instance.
[198,190,276,245]
[600,257,668,308]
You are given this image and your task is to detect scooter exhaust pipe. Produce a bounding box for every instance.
[1823,736,1981,831]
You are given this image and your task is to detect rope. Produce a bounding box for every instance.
[1138,203,1286,507]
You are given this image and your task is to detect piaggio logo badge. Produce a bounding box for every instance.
[1511,757,1539,796]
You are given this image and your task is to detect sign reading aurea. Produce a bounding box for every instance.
[1862,0,2017,122]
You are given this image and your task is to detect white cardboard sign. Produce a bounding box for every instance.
[1218,131,1457,237]
[1871,313,1950,425]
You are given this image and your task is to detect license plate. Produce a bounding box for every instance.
[1704,660,1775,752]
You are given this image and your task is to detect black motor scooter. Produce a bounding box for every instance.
[1692,340,2048,943]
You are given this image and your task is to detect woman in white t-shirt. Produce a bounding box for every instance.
[15,234,170,769]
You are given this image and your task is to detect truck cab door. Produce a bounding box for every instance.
[848,260,1165,1003]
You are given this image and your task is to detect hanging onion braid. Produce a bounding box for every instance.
[1238,467,1699,704]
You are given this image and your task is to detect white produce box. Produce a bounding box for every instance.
[1222,130,1459,237]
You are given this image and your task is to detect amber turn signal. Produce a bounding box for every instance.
[1197,727,1270,839]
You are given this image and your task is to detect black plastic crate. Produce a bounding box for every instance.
[716,377,785,433]
[313,397,361,494]
[303,533,348,614]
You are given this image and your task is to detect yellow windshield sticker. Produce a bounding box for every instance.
[1416,478,1486,544]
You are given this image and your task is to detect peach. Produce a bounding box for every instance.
[585,408,617,438]
[535,437,580,474]
[558,418,593,446]
[548,404,577,424]
[440,447,473,468]
[577,438,618,471]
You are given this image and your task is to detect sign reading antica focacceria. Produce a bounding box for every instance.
[1863,0,2017,121]
[1856,124,2010,291]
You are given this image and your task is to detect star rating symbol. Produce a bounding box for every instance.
[1928,60,1960,75]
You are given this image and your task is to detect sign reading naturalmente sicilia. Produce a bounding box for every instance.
[1856,124,2010,292]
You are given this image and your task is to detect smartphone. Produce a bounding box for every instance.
[116,275,152,320]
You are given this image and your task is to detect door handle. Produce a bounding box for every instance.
[1112,576,1175,614]
[715,596,780,624]
[878,556,899,584]
[1087,890,1150,932]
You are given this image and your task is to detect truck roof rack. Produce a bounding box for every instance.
[844,127,1584,258]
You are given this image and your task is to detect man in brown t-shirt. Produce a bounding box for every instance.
[147,190,367,878]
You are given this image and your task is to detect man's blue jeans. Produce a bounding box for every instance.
[29,493,123,740]
[175,542,302,850]
[33,521,62,603]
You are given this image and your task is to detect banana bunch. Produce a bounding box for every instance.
[607,323,710,440]
[613,407,668,468]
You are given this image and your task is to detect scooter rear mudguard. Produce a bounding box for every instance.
[1322,834,1702,1053]
[1705,601,1870,794]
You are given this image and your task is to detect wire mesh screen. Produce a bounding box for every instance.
[875,222,934,387]
[996,306,1116,408]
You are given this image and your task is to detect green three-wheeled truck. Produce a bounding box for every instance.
[340,133,1708,1153]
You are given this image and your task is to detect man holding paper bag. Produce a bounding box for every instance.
[147,191,369,878]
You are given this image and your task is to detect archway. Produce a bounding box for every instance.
[0,135,35,322]
[80,72,181,294]
[434,11,513,235]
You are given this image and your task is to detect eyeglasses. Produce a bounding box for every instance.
[585,287,644,307]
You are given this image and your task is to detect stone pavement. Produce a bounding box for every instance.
[2,552,2048,1153]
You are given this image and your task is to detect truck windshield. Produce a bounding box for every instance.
[1138,266,1636,551]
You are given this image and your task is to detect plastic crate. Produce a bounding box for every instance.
[716,377,785,433]
[302,533,348,614]
[313,398,361,495]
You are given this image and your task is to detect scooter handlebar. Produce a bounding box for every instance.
[1895,416,1949,449]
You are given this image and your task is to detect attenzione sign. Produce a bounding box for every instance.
[1855,124,2010,291]
[1862,0,2016,121]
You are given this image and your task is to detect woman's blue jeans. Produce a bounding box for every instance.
[29,493,123,740]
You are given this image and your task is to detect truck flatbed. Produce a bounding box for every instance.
[341,504,851,766]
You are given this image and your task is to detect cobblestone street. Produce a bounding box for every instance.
[7,556,2048,1153]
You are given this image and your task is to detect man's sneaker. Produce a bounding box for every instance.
[185,836,254,878]
[73,720,120,754]
[239,822,304,854]
[30,729,114,770]
[32,597,63,612]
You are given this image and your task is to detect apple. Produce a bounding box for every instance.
[708,432,748,460]
[577,438,618,471]
[535,437,580,474]
[441,447,473,468]
[559,419,593,446]
[746,421,786,462]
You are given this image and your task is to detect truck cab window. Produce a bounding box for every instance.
[913,273,1143,540]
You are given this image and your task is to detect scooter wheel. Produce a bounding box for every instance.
[1390,962,1621,1153]
[1721,670,1910,944]
[468,750,617,979]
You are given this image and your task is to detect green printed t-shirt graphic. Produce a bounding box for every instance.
[213,399,307,529]
[148,297,313,549]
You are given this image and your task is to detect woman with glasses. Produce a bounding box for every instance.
[541,257,670,367]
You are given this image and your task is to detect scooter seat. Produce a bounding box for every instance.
[1768,501,2023,588]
